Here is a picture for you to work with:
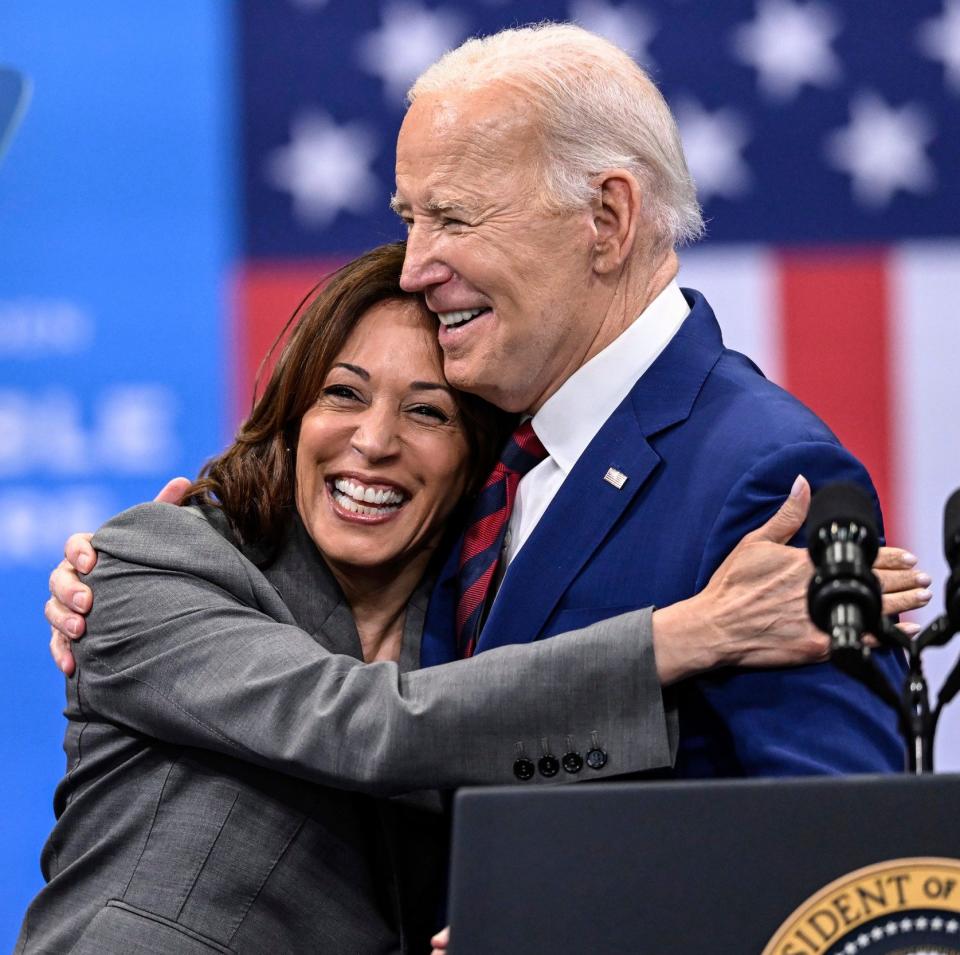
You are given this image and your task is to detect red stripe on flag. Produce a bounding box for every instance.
[778,249,898,542]
[233,258,347,422]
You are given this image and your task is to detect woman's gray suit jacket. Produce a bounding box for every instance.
[17,503,674,953]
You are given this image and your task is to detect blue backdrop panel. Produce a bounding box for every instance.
[0,3,235,945]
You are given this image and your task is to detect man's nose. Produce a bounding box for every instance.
[400,224,453,293]
[351,402,401,461]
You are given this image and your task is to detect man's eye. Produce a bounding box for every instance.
[441,216,468,229]
[408,404,450,422]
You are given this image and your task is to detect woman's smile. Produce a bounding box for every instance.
[327,474,409,522]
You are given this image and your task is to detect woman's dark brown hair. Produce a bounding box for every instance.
[183,242,513,552]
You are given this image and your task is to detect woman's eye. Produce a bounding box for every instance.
[322,384,359,401]
[408,404,450,423]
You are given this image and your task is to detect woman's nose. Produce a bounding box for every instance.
[350,403,400,461]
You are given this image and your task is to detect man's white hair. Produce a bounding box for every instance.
[407,22,704,251]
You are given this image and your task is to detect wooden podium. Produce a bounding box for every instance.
[447,774,960,954]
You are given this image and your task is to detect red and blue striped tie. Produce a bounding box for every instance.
[456,420,548,658]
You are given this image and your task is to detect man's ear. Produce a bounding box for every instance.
[591,171,642,274]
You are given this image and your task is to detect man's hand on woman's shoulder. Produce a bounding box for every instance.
[46,477,191,675]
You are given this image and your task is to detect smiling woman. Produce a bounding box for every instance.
[294,300,471,642]
[185,242,507,563]
[183,244,507,665]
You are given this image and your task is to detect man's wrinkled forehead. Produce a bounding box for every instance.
[394,88,543,204]
[405,84,535,143]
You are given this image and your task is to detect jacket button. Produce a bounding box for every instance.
[585,747,608,770]
[513,757,536,781]
[538,754,559,777]
[562,751,583,774]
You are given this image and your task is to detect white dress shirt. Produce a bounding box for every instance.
[500,279,691,573]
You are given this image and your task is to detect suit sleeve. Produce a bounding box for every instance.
[75,503,674,795]
[684,441,907,777]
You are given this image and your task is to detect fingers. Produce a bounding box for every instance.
[875,568,932,595]
[882,587,932,616]
[49,630,76,676]
[155,476,192,505]
[744,475,810,545]
[64,532,96,574]
[872,549,931,617]
[49,559,92,614]
[45,594,85,639]
[430,926,450,953]
[896,620,922,638]
[874,546,918,570]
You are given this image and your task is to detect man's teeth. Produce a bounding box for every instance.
[437,307,487,327]
[333,478,404,515]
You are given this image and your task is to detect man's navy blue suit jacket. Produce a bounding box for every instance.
[421,289,906,777]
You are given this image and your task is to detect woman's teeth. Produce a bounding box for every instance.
[437,307,488,328]
[333,478,404,515]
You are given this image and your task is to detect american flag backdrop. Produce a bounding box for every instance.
[236,0,960,759]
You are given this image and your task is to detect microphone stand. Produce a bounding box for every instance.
[830,614,957,775]
[898,618,934,775]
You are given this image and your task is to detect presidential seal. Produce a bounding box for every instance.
[763,858,960,955]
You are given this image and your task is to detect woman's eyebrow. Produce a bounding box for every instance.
[334,365,449,393]
[333,362,369,380]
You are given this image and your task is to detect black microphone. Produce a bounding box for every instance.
[807,482,882,650]
[944,488,960,632]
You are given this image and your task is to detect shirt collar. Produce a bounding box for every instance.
[532,279,690,475]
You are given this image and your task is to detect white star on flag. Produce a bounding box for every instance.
[917,0,960,93]
[824,91,936,208]
[568,0,657,65]
[357,1,468,105]
[265,111,380,227]
[732,0,842,101]
[674,98,752,202]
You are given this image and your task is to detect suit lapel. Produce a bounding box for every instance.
[477,290,725,652]
[477,402,659,652]
[258,514,365,659]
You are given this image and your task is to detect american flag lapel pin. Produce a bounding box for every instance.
[603,467,628,489]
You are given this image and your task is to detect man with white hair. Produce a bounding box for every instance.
[393,23,909,777]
